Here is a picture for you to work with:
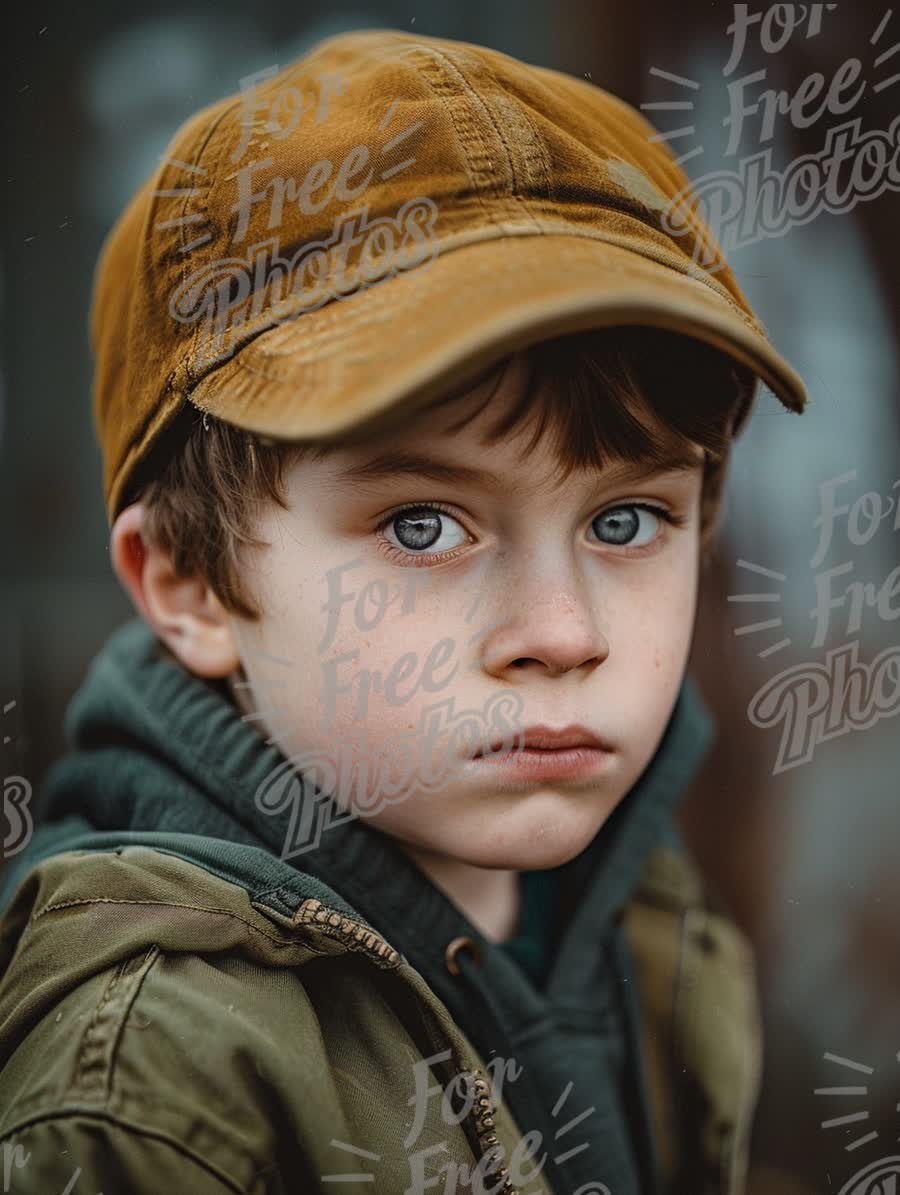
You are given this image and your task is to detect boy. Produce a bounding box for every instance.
[0,28,808,1195]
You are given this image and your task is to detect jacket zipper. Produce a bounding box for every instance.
[463,1067,520,1194]
[293,898,403,967]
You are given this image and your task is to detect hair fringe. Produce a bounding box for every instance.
[138,326,750,620]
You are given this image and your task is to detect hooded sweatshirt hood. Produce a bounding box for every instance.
[0,616,716,1194]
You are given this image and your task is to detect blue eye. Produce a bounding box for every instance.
[590,504,674,548]
[380,504,469,556]
[376,500,684,564]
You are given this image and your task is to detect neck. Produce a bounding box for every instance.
[393,841,521,943]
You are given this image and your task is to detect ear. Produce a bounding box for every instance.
[110,502,242,679]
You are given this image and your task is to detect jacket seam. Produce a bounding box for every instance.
[31,895,327,952]
[72,946,160,1104]
[0,1109,250,1194]
[714,914,762,1192]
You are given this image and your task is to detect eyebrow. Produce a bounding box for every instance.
[333,447,705,493]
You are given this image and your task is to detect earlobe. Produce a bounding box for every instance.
[110,502,242,679]
[160,601,244,679]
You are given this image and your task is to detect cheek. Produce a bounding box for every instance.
[244,584,464,768]
[318,622,458,741]
[280,624,467,822]
[612,555,699,685]
[623,551,698,634]
[232,567,333,754]
[232,516,471,768]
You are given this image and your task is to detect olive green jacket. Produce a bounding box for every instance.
[0,620,763,1194]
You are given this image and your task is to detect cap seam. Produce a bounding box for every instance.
[403,44,499,232]
[416,42,547,235]
[178,95,254,396]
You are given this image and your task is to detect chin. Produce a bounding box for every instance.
[509,837,599,871]
[462,816,611,872]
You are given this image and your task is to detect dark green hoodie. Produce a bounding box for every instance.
[0,617,759,1194]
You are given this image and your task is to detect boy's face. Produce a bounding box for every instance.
[228,353,705,873]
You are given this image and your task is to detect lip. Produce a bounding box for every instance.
[471,723,614,757]
[466,724,616,785]
[468,746,614,786]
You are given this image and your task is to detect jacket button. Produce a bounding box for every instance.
[445,936,482,975]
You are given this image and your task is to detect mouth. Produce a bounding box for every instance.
[465,723,616,784]
[470,723,615,758]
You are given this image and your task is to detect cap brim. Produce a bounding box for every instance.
[187,232,808,444]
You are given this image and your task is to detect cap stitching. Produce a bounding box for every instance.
[401,43,514,230]
[490,93,554,202]
[178,96,254,395]
[420,44,545,235]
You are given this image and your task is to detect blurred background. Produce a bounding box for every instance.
[2,2,898,1190]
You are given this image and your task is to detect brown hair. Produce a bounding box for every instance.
[135,326,753,620]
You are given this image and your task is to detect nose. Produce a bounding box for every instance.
[476,588,609,681]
